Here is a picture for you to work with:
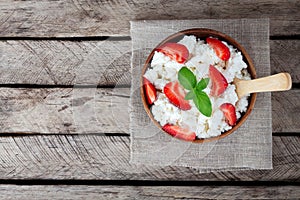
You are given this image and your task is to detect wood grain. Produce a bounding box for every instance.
[0,0,299,37]
[0,185,299,199]
[0,87,298,134]
[0,135,298,181]
[272,90,300,132]
[0,40,131,85]
[0,40,299,85]
[0,87,129,134]
[270,40,300,84]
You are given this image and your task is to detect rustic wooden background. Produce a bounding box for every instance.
[0,0,299,199]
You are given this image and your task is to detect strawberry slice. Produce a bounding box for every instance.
[143,77,157,105]
[156,43,189,64]
[220,103,237,126]
[162,124,196,141]
[164,81,191,110]
[206,37,230,61]
[209,65,228,97]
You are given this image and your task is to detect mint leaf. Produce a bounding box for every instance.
[193,91,212,117]
[178,67,212,117]
[178,67,196,90]
[196,78,210,91]
[185,90,195,100]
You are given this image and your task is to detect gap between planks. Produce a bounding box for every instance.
[0,179,299,186]
[0,36,131,41]
[0,35,298,41]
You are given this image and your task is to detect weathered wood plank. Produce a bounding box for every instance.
[270,40,300,84]
[0,87,298,134]
[0,0,299,37]
[0,40,299,85]
[0,40,131,85]
[0,87,129,134]
[272,90,300,132]
[0,185,299,199]
[0,135,298,181]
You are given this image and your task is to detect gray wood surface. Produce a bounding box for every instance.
[272,90,300,133]
[0,0,299,198]
[270,40,300,84]
[0,185,299,199]
[0,135,298,181]
[0,87,129,134]
[0,87,298,134]
[0,40,131,85]
[0,40,299,85]
[0,0,299,37]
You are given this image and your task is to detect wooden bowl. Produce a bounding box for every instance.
[140,28,257,143]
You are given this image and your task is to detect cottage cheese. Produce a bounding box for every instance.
[144,35,251,139]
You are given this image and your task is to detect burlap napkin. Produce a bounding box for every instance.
[130,19,272,172]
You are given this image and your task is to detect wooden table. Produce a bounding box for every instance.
[0,1,299,199]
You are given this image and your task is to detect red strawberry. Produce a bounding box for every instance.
[206,37,230,61]
[143,77,157,105]
[220,103,237,126]
[162,124,196,141]
[209,65,228,97]
[164,81,191,110]
[156,43,189,64]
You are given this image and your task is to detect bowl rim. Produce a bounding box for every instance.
[140,28,257,143]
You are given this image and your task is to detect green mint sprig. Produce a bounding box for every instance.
[178,67,212,117]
